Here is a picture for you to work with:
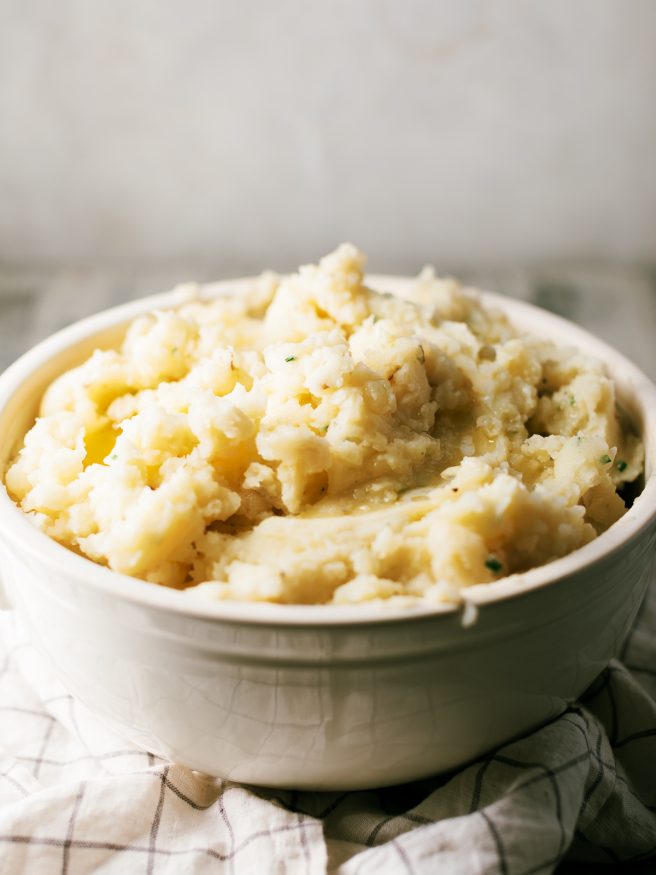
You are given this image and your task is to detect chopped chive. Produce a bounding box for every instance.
[485,557,503,574]
[616,460,628,472]
[284,355,296,363]
[109,454,118,461]
[599,454,612,465]
[568,395,576,406]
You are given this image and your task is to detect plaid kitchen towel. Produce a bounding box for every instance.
[0,583,655,875]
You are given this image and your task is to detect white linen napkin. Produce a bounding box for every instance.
[0,581,655,875]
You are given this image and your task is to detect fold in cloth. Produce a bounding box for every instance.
[0,581,655,875]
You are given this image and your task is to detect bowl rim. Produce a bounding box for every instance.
[1,273,655,628]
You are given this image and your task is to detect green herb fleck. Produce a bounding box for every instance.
[109,454,118,461]
[284,355,296,363]
[568,395,576,406]
[171,346,178,354]
[616,460,628,472]
[485,557,503,574]
[599,454,612,465]
[416,345,426,364]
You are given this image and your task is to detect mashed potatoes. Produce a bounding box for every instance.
[5,245,643,604]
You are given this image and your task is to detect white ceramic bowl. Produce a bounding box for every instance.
[0,277,655,791]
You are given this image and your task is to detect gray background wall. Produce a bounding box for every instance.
[1,0,655,274]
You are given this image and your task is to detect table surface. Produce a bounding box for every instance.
[0,263,655,378]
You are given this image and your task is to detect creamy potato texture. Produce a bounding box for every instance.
[5,246,643,604]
